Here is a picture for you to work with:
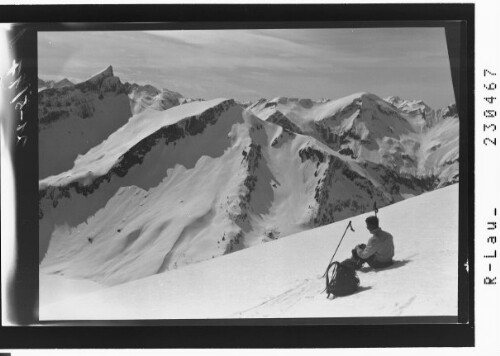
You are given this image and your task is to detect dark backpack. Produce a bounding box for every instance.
[325,261,360,298]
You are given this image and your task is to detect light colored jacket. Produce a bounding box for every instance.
[357,228,394,262]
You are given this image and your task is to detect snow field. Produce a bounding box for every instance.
[40,184,458,320]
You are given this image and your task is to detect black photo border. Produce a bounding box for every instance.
[0,3,474,348]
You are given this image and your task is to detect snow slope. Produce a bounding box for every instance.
[417,115,459,185]
[40,184,458,320]
[39,98,230,188]
[38,69,459,302]
[250,93,459,186]
[39,97,433,284]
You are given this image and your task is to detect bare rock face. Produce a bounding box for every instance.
[266,110,303,134]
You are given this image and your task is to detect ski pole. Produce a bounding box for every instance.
[322,220,355,277]
[373,202,378,217]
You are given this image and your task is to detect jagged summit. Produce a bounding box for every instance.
[85,65,114,83]
[74,65,123,93]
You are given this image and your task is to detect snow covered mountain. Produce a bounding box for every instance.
[249,93,459,186]
[383,98,459,185]
[38,66,134,179]
[38,66,200,179]
[38,67,459,291]
[385,95,457,130]
[40,184,458,320]
[39,97,434,285]
[127,83,191,115]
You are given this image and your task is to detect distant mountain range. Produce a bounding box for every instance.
[38,77,75,90]
[38,66,459,286]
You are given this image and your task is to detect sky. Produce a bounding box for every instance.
[38,28,455,109]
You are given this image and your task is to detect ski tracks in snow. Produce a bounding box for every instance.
[233,277,324,318]
[394,295,417,315]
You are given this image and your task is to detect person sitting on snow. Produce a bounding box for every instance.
[350,215,394,270]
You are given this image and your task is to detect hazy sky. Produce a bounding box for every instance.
[38,28,455,109]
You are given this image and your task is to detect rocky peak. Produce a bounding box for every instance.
[89,65,114,83]
[74,65,123,94]
[440,103,458,119]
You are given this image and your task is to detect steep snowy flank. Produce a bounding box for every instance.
[39,98,236,266]
[38,66,132,179]
[40,184,458,320]
[251,93,415,159]
[383,98,459,186]
[39,97,432,285]
[39,98,231,188]
[417,112,459,186]
[385,95,434,132]
[251,93,458,186]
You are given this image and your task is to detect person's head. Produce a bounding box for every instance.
[365,216,379,232]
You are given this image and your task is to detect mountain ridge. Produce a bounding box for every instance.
[38,67,459,287]
[40,94,436,284]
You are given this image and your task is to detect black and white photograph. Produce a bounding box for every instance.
[35,25,461,321]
